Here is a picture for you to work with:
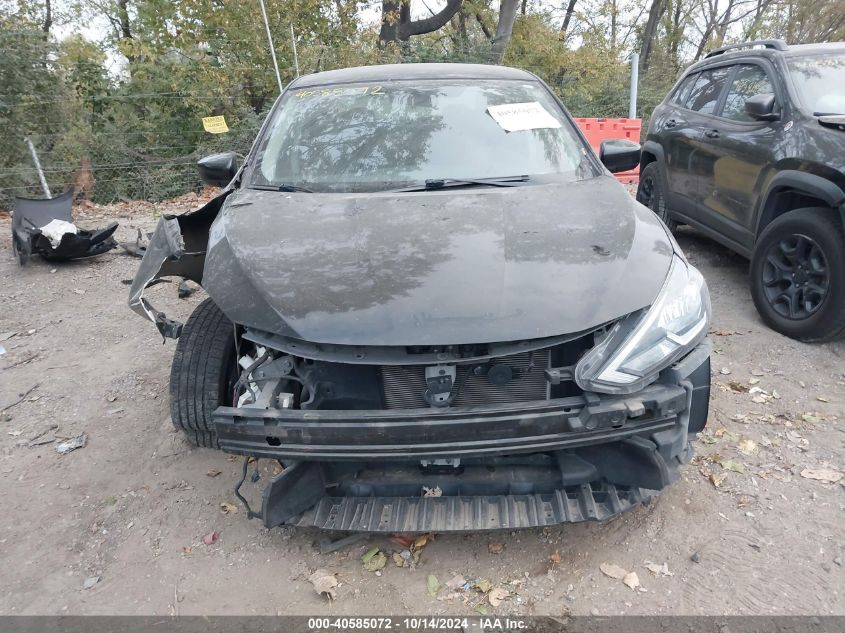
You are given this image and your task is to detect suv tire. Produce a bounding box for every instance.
[169,298,238,447]
[636,163,677,230]
[750,208,845,342]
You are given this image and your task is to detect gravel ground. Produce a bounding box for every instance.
[0,199,843,616]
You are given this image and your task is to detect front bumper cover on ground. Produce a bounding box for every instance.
[215,341,710,532]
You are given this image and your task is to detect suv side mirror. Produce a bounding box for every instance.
[198,152,239,187]
[745,93,779,121]
[599,139,641,173]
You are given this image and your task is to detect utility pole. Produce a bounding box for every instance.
[258,0,284,93]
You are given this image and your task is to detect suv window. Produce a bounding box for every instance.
[684,67,731,114]
[671,73,698,105]
[721,64,775,121]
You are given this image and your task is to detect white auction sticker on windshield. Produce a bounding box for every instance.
[486,102,562,132]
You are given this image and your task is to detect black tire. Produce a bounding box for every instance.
[169,298,239,447]
[636,162,677,230]
[750,207,845,342]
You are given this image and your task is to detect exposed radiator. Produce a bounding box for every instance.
[381,349,551,409]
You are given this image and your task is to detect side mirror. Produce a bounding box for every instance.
[745,93,778,121]
[198,152,239,187]
[599,139,641,174]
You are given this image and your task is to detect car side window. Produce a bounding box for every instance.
[683,67,731,114]
[720,64,775,121]
[671,73,698,105]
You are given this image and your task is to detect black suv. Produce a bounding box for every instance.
[639,40,845,342]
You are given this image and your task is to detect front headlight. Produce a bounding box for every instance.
[574,256,710,394]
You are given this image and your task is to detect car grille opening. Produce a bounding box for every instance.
[381,349,552,409]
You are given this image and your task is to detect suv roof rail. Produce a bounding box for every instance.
[704,39,788,58]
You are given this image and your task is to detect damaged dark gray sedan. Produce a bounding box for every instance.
[129,64,712,532]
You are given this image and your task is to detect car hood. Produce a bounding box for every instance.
[202,176,674,346]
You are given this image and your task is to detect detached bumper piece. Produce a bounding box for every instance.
[12,190,118,265]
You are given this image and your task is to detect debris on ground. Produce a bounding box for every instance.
[488,587,508,607]
[488,542,505,555]
[177,279,197,299]
[719,459,746,474]
[206,468,221,477]
[422,486,442,497]
[600,562,628,580]
[118,228,148,258]
[445,575,466,591]
[800,468,843,483]
[220,501,238,514]
[82,576,100,590]
[309,569,338,600]
[0,332,16,342]
[202,531,219,545]
[737,438,757,455]
[56,433,87,454]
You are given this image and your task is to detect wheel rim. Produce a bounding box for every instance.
[637,174,668,223]
[761,233,830,320]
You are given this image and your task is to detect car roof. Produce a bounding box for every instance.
[685,40,845,74]
[290,63,537,88]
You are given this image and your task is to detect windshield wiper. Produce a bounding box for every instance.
[252,183,314,193]
[393,175,529,192]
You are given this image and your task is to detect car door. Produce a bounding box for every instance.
[695,62,781,250]
[677,65,733,222]
[656,72,702,215]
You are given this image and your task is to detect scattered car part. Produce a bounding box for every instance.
[12,190,118,265]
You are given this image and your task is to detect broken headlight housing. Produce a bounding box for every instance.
[574,256,710,394]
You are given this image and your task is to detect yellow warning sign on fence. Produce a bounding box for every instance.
[202,115,229,134]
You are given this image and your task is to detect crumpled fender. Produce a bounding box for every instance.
[128,190,231,339]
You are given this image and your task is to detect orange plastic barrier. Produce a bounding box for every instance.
[574,118,642,184]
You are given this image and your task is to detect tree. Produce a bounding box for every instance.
[639,0,664,72]
[378,0,464,47]
[489,0,518,62]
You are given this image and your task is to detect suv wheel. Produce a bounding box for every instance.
[750,208,845,342]
[169,298,239,447]
[636,163,676,230]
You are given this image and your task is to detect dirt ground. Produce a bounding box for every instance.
[0,199,843,617]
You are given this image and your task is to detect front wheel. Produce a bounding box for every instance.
[636,162,676,230]
[750,208,845,342]
[169,298,239,447]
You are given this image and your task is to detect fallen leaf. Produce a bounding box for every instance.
[726,381,749,393]
[272,463,284,475]
[220,501,238,514]
[800,468,843,483]
[474,578,493,593]
[82,576,100,590]
[488,542,505,555]
[202,531,219,545]
[737,439,757,455]
[801,413,819,423]
[709,472,728,487]
[475,605,488,615]
[390,534,415,549]
[427,574,440,597]
[206,468,221,477]
[488,587,509,607]
[392,552,405,567]
[600,562,628,580]
[719,460,746,474]
[363,551,387,572]
[413,533,432,550]
[622,572,640,590]
[361,547,380,563]
[644,562,674,577]
[550,550,561,564]
[309,568,338,600]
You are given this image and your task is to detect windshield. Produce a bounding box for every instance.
[250,79,594,192]
[787,52,845,115]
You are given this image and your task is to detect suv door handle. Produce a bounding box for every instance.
[704,129,720,138]
[665,119,679,129]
